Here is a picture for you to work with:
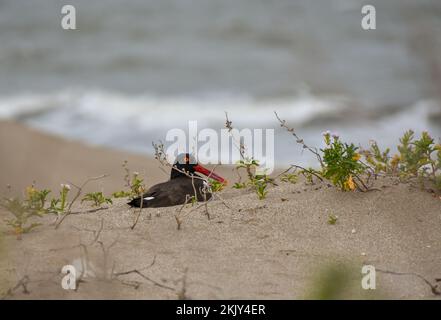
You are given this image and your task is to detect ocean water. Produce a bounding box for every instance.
[0,0,440,167]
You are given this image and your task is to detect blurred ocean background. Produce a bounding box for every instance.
[0,0,440,166]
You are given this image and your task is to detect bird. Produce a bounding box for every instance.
[127,153,226,208]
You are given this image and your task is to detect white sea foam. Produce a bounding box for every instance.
[0,89,439,167]
[0,88,346,128]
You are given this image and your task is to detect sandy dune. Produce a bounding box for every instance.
[1,121,441,299]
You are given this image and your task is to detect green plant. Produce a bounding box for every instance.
[236,160,273,199]
[208,179,225,193]
[48,184,71,214]
[112,190,132,198]
[280,173,298,184]
[362,141,393,174]
[0,184,55,238]
[276,113,370,192]
[233,182,247,189]
[235,158,276,199]
[397,131,441,190]
[1,175,109,233]
[82,192,112,207]
[254,180,268,200]
[189,195,197,206]
[236,158,260,181]
[328,214,338,225]
[363,131,441,191]
[276,112,441,193]
[397,131,439,178]
[305,263,371,299]
[24,186,51,215]
[1,198,42,239]
[129,172,145,197]
[303,169,315,184]
[225,113,274,199]
[254,173,274,185]
[321,132,366,191]
[112,161,146,199]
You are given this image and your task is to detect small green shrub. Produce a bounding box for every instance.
[280,173,299,184]
[48,184,71,214]
[254,180,268,200]
[363,130,441,191]
[208,179,225,193]
[24,186,51,215]
[362,141,393,174]
[112,161,146,199]
[1,198,42,239]
[236,158,260,181]
[112,190,132,198]
[1,185,55,238]
[82,192,112,207]
[233,158,273,199]
[321,132,365,191]
[129,172,145,196]
[397,131,439,178]
[233,182,247,189]
[276,113,370,191]
[327,214,338,225]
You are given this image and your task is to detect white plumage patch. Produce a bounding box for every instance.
[143,196,155,201]
[202,180,211,193]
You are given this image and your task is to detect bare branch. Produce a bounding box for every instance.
[113,266,175,292]
[274,111,324,167]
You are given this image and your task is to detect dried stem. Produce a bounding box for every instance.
[113,257,174,292]
[274,111,324,167]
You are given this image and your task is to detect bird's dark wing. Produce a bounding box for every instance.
[127,177,211,208]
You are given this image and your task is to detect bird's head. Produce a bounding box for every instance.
[171,153,226,184]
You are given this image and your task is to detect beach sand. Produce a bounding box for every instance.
[1,120,440,299]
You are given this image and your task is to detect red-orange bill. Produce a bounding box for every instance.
[194,164,227,184]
